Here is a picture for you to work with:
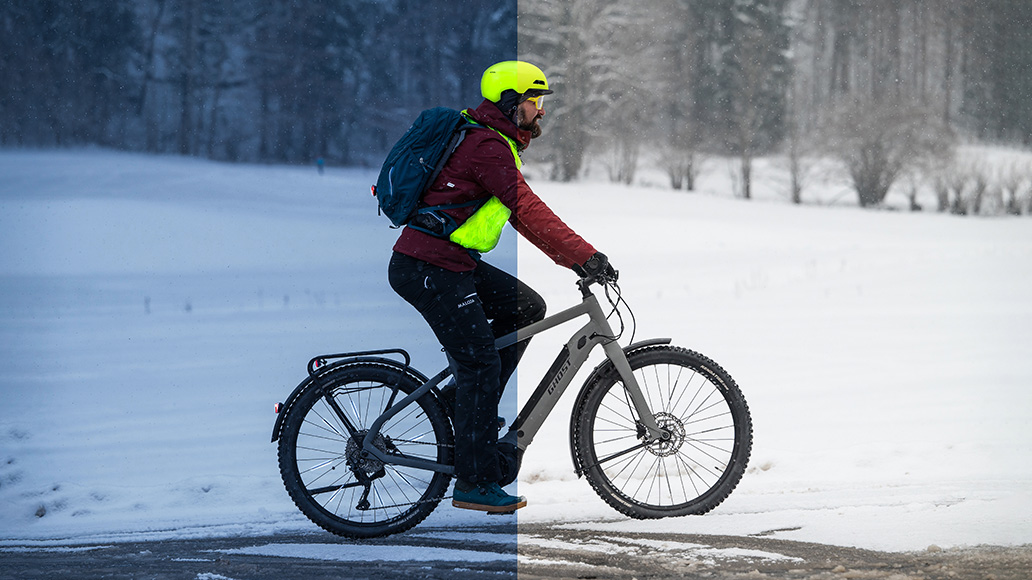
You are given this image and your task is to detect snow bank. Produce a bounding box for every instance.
[1,149,1030,552]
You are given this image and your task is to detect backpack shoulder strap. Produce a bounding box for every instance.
[427,121,479,187]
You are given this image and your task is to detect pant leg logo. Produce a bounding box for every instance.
[457,292,478,308]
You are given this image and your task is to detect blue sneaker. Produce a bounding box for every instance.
[452,480,526,513]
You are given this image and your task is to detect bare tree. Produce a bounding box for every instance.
[600,55,654,184]
[1027,174,1032,216]
[602,140,639,185]
[1000,160,1032,216]
[724,0,791,200]
[933,167,961,213]
[779,97,823,204]
[520,0,659,182]
[939,165,971,215]
[965,160,995,215]
[820,98,953,208]
[898,167,926,212]
[655,0,707,191]
[658,146,702,191]
[730,19,765,200]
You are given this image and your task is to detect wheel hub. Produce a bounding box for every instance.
[647,412,686,457]
[345,430,388,477]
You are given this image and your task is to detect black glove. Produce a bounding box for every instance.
[573,252,618,282]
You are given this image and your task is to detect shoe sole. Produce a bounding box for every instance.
[452,499,527,513]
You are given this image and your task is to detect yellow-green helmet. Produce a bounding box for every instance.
[481,61,553,103]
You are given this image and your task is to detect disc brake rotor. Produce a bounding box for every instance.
[647,412,686,457]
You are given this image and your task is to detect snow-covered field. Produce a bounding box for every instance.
[1,148,1030,554]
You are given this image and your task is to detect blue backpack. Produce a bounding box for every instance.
[372,107,480,236]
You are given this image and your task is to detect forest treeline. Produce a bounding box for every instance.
[2,0,1030,208]
[1,0,517,166]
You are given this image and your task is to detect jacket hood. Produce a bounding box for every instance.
[467,99,532,150]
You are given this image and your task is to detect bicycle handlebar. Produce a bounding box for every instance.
[576,268,620,297]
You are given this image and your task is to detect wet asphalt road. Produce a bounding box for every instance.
[1,521,1029,580]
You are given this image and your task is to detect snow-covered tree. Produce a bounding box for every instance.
[519,0,658,182]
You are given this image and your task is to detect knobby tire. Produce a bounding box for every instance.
[572,346,752,519]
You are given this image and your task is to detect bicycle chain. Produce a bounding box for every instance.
[366,493,454,511]
[388,437,454,449]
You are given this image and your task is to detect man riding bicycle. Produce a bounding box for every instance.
[388,60,616,513]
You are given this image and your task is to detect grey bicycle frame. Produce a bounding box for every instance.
[360,280,668,475]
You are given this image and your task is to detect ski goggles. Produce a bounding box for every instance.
[525,94,545,110]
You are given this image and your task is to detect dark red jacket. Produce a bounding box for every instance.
[393,99,597,272]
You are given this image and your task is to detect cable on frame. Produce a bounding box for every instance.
[597,278,637,345]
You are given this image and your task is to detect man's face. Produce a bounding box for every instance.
[516,99,545,139]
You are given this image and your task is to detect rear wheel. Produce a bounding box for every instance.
[277,363,453,538]
[572,346,751,518]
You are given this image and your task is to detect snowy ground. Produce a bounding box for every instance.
[1,148,1030,556]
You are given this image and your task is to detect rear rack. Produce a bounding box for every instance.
[307,348,412,376]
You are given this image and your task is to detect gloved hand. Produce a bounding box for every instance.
[573,252,618,282]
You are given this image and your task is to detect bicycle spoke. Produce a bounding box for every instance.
[303,405,349,441]
[673,449,717,488]
[591,441,650,469]
[668,368,699,416]
[592,432,639,447]
[295,450,346,472]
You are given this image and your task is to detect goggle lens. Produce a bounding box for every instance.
[526,95,545,110]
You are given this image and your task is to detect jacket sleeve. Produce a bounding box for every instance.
[509,172,597,268]
[471,136,597,268]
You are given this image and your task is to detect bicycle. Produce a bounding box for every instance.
[271,272,752,538]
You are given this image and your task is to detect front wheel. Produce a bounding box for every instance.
[572,346,752,519]
[277,363,454,538]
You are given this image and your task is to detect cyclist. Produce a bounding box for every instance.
[388,60,616,513]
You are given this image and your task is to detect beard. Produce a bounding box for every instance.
[516,107,544,139]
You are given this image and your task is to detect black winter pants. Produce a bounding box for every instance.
[388,252,546,484]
